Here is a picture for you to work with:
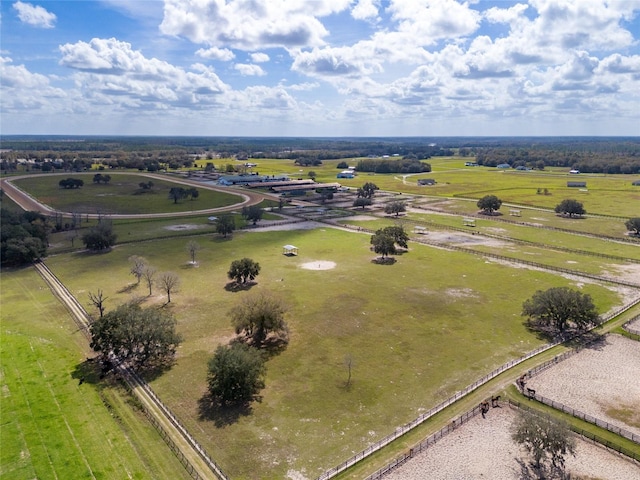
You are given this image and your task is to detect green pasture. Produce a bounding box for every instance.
[41,226,623,479]
[240,156,640,218]
[0,267,190,480]
[12,173,242,215]
[339,211,640,261]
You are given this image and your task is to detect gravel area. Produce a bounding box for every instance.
[383,407,640,479]
[526,334,640,437]
[626,317,640,333]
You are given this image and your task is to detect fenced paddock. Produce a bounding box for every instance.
[378,406,640,480]
[526,334,640,438]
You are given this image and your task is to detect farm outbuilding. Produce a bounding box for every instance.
[283,245,298,256]
[567,181,587,188]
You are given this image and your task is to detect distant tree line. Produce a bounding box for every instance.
[475,145,640,174]
[355,158,431,174]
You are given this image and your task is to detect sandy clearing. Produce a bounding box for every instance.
[527,334,640,437]
[383,406,640,480]
[164,224,204,231]
[245,220,324,232]
[300,261,336,271]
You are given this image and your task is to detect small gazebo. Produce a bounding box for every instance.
[283,245,298,256]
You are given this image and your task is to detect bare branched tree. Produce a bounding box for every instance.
[141,266,156,296]
[129,255,147,284]
[88,289,108,318]
[157,271,180,303]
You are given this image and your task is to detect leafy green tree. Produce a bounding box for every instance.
[59,178,84,189]
[353,197,372,209]
[187,187,199,200]
[337,161,349,169]
[625,217,640,235]
[241,205,263,225]
[82,220,117,251]
[522,287,599,335]
[357,182,379,198]
[512,410,576,479]
[384,200,407,217]
[308,171,317,180]
[230,291,288,346]
[370,231,396,258]
[1,209,50,266]
[89,302,182,371]
[379,225,409,249]
[477,194,502,214]
[228,258,261,284]
[216,215,235,237]
[554,199,585,217]
[207,343,266,406]
[168,187,187,204]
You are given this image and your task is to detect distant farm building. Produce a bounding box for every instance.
[463,218,476,227]
[509,209,521,217]
[337,171,355,179]
[567,181,587,188]
[417,178,436,186]
[464,162,479,167]
[218,174,268,186]
[569,169,580,174]
[496,163,511,169]
[272,183,341,196]
[632,180,640,186]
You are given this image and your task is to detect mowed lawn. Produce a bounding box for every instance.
[12,173,242,215]
[42,226,623,479]
[0,267,191,480]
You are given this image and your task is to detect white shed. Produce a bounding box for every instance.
[283,245,298,256]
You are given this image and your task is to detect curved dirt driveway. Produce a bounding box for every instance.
[1,172,273,219]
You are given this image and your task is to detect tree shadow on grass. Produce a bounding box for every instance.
[224,281,257,292]
[118,283,138,294]
[197,395,254,428]
[371,257,396,265]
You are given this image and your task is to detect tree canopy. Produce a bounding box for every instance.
[511,410,576,479]
[352,197,372,209]
[168,187,188,204]
[1,209,49,266]
[89,302,182,371]
[230,291,288,347]
[82,219,117,251]
[207,343,266,406]
[241,205,263,225]
[477,194,502,214]
[521,287,599,336]
[625,217,640,235]
[59,178,84,189]
[384,200,407,217]
[228,258,261,285]
[357,182,379,199]
[379,225,409,249]
[215,215,235,237]
[370,231,396,258]
[554,199,585,217]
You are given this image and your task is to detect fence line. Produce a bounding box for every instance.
[364,404,484,480]
[622,314,640,336]
[525,392,640,444]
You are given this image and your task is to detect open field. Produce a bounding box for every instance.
[3,162,640,479]
[0,267,191,480]
[12,173,242,215]
[40,224,626,479]
[383,405,640,480]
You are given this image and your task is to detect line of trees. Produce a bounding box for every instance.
[1,209,49,266]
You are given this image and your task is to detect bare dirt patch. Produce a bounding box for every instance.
[424,230,509,248]
[299,261,336,271]
[383,406,640,480]
[527,334,640,437]
[164,224,204,231]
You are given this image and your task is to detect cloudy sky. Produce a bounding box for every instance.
[1,0,639,137]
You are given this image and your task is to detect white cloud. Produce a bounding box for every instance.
[0,57,66,111]
[58,38,229,109]
[351,0,380,21]
[234,63,266,76]
[13,1,57,28]
[160,0,353,50]
[196,47,235,61]
[250,53,270,63]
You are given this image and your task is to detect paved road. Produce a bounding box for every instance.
[0,172,274,219]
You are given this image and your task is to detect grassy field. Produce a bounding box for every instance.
[12,173,242,215]
[0,267,191,480]
[41,226,625,479]
[3,160,639,479]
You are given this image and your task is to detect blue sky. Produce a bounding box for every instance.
[1,0,639,137]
